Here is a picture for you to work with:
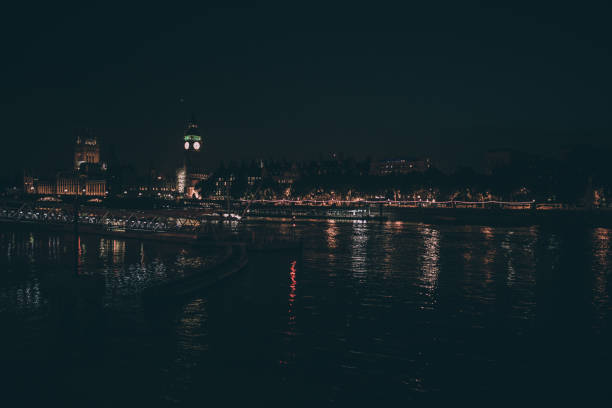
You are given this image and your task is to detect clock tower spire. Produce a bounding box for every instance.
[183,112,202,152]
[177,114,207,198]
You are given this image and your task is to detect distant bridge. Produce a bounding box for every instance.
[0,201,238,234]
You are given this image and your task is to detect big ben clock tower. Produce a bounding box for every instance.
[177,114,207,198]
[183,113,202,165]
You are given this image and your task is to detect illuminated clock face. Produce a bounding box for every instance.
[193,141,201,150]
[184,141,190,150]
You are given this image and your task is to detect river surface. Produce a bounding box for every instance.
[0,221,610,406]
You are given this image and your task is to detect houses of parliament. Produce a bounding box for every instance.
[24,131,107,197]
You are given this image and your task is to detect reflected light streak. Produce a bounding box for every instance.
[279,260,298,368]
[592,228,610,314]
[593,228,610,267]
[326,220,338,249]
[140,242,145,267]
[12,280,42,311]
[48,236,59,261]
[382,222,396,276]
[501,233,516,286]
[77,236,85,274]
[418,226,440,306]
[99,238,108,259]
[385,220,404,232]
[289,260,297,317]
[112,239,125,265]
[481,226,494,241]
[483,248,496,265]
[351,220,368,281]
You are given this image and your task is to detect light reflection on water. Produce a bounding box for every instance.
[0,232,220,313]
[288,260,297,322]
[4,279,43,312]
[326,220,338,249]
[592,228,610,322]
[0,222,611,404]
[417,225,440,306]
[502,232,516,286]
[350,220,368,281]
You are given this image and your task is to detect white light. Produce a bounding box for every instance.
[177,167,186,194]
[184,141,190,150]
[193,141,200,150]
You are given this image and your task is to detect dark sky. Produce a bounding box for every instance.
[1,0,611,181]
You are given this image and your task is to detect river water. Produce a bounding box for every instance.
[0,221,610,406]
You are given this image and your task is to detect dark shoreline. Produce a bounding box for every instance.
[244,206,612,227]
[388,207,612,227]
[4,206,612,232]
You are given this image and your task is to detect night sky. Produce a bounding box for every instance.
[2,1,611,181]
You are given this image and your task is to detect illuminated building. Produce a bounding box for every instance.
[370,159,431,176]
[56,173,106,196]
[74,130,101,170]
[215,175,235,197]
[178,114,209,198]
[176,167,186,195]
[265,162,299,184]
[23,174,35,193]
[247,175,262,186]
[85,179,106,196]
[24,132,107,197]
[56,173,80,195]
[23,173,106,197]
[369,158,432,175]
[139,171,177,197]
[36,180,56,195]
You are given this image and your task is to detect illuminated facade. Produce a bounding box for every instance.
[74,131,100,170]
[56,173,106,196]
[85,179,106,196]
[23,175,35,194]
[24,133,107,197]
[176,166,186,194]
[24,173,106,197]
[215,175,235,197]
[178,114,208,198]
[369,158,432,175]
[37,181,56,195]
[247,175,262,186]
[56,173,80,195]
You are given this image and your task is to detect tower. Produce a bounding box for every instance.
[183,113,203,170]
[178,114,207,198]
[74,130,100,170]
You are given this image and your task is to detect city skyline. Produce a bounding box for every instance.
[2,3,612,406]
[2,1,612,182]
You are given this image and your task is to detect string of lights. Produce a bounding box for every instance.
[238,199,536,205]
